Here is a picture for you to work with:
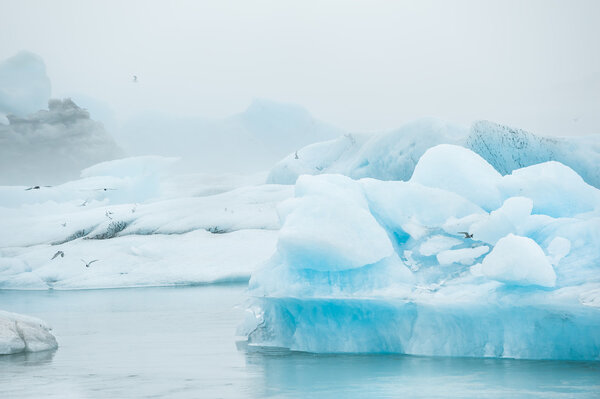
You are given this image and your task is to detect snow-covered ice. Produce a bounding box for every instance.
[0,156,292,289]
[0,310,57,355]
[244,144,600,360]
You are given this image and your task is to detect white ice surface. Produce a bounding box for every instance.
[0,310,57,355]
[480,234,556,288]
[0,158,292,289]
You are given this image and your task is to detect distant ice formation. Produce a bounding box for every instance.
[244,144,600,360]
[0,310,57,355]
[0,98,123,185]
[120,99,343,174]
[267,118,600,189]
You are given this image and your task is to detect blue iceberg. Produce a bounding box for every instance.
[243,144,600,360]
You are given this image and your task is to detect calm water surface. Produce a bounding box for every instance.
[1,285,598,398]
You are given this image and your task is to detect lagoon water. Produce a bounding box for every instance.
[1,285,598,398]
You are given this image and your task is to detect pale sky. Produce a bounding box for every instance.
[1,0,599,136]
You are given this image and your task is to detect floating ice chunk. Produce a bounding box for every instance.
[0,310,58,355]
[470,197,533,245]
[419,235,462,257]
[437,246,489,266]
[277,176,393,271]
[481,234,556,287]
[411,144,503,211]
[500,161,600,218]
[547,237,571,266]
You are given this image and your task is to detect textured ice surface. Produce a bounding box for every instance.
[267,119,600,189]
[0,310,57,355]
[245,145,600,360]
[0,158,292,289]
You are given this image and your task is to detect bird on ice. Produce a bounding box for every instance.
[25,185,51,191]
[459,231,474,239]
[81,259,99,268]
[51,251,64,260]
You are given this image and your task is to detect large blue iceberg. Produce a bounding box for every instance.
[243,144,600,360]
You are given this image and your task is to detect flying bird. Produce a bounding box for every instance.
[51,251,64,260]
[81,259,99,268]
[133,75,138,83]
[61,222,67,227]
[80,200,88,207]
[459,232,474,239]
[105,210,114,219]
[294,151,299,160]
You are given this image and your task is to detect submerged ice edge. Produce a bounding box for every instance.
[242,297,600,361]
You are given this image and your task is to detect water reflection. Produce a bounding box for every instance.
[240,343,600,398]
[1,286,598,398]
[0,348,56,366]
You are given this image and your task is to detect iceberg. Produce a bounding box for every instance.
[243,144,600,360]
[0,310,57,355]
[0,158,292,289]
[267,119,600,190]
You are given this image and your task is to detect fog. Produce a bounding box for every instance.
[0,98,122,185]
[1,0,598,137]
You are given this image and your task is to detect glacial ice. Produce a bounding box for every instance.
[0,310,57,355]
[479,234,556,288]
[267,118,600,189]
[244,144,600,360]
[0,157,292,289]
